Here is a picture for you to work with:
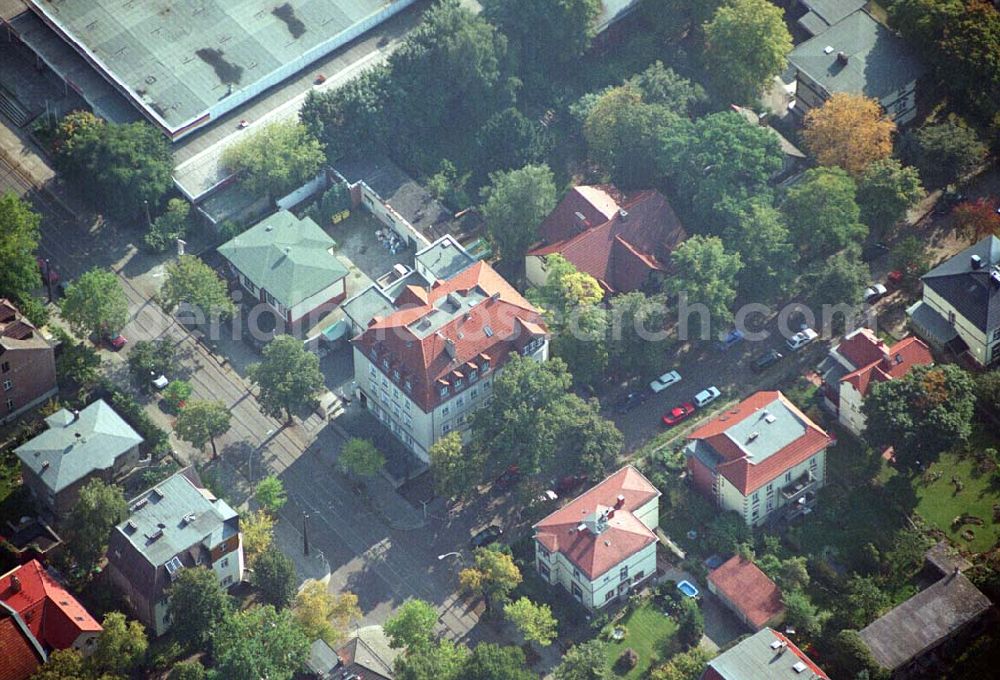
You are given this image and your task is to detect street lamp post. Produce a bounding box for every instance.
[303,511,310,556]
[43,258,53,303]
[143,199,152,228]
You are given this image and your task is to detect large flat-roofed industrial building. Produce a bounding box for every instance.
[17,0,416,140]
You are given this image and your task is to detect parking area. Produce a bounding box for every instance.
[323,206,414,281]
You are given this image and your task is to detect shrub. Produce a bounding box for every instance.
[616,648,639,671]
[162,380,192,412]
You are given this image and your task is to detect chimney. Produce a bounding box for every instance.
[577,523,588,533]
[71,409,80,422]
[618,208,629,220]
[971,254,983,269]
[10,575,21,593]
[836,51,849,65]
[615,494,625,509]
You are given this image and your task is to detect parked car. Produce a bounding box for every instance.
[933,189,966,215]
[151,374,169,390]
[662,402,696,426]
[751,349,784,373]
[863,284,888,303]
[614,390,649,413]
[494,465,521,491]
[887,270,904,287]
[693,387,721,408]
[106,332,128,351]
[555,474,588,496]
[470,525,504,549]
[649,370,682,393]
[716,328,745,351]
[786,328,818,351]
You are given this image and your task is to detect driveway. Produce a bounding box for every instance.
[659,563,746,652]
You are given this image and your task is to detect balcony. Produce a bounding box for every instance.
[784,491,818,522]
[780,470,816,501]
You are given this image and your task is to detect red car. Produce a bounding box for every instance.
[662,402,696,426]
[494,465,521,491]
[107,332,128,351]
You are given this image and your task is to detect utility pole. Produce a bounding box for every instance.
[43,258,53,303]
[302,511,310,556]
[143,199,152,228]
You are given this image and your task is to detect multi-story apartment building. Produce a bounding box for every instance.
[685,391,833,527]
[0,299,57,424]
[532,466,660,611]
[351,239,548,462]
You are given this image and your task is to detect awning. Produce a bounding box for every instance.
[906,301,958,346]
[321,319,350,341]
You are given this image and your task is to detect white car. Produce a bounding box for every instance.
[863,284,888,303]
[787,327,819,351]
[649,370,682,393]
[693,386,721,408]
[151,374,169,390]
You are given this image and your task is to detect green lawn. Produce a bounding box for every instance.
[603,600,679,679]
[914,450,1000,554]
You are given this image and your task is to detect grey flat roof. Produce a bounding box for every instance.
[789,10,925,100]
[14,400,143,493]
[723,397,808,466]
[116,469,238,568]
[27,0,396,132]
[860,572,991,671]
[708,628,828,679]
[415,235,475,282]
[799,0,867,33]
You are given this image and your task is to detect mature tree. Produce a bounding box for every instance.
[565,402,624,479]
[703,0,793,104]
[707,512,752,555]
[221,121,324,199]
[254,475,287,513]
[954,198,1000,242]
[54,329,102,389]
[459,546,522,612]
[293,580,360,646]
[724,199,796,302]
[483,0,599,79]
[242,509,275,566]
[864,364,976,468]
[252,547,298,608]
[50,110,104,170]
[901,116,988,187]
[777,556,811,591]
[213,605,309,680]
[887,0,965,46]
[856,158,924,231]
[388,0,510,134]
[167,567,232,649]
[841,574,892,628]
[554,640,612,680]
[56,119,172,220]
[426,159,471,210]
[666,235,742,329]
[626,61,707,116]
[175,400,232,459]
[64,479,126,573]
[802,94,895,176]
[126,338,175,387]
[830,628,885,678]
[527,254,604,319]
[782,589,822,638]
[429,431,477,500]
[0,192,41,302]
[976,370,1000,417]
[475,107,552,175]
[606,291,669,379]
[144,198,191,252]
[60,268,129,338]
[30,648,112,680]
[650,647,711,680]
[462,643,535,680]
[676,596,705,648]
[248,335,324,423]
[883,528,929,586]
[395,639,470,680]
[89,612,147,676]
[300,65,393,162]
[807,251,870,331]
[504,597,558,647]
[584,85,686,188]
[167,660,207,680]
[338,437,385,478]
[639,0,725,40]
[782,167,867,258]
[384,599,440,651]
[931,0,1000,119]
[666,111,782,230]
[552,304,609,390]
[159,255,235,321]
[480,164,557,262]
[891,235,930,284]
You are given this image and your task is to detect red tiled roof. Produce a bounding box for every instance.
[836,328,888,368]
[528,188,687,294]
[353,261,547,412]
[841,336,933,398]
[0,560,101,651]
[708,556,785,629]
[0,610,43,680]
[687,392,832,495]
[533,466,660,581]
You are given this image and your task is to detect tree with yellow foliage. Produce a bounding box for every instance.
[459,546,522,613]
[241,509,275,567]
[293,580,361,646]
[802,93,895,176]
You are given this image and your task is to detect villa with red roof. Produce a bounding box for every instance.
[703,627,830,679]
[525,186,687,295]
[685,391,832,527]
[352,237,548,462]
[707,556,785,632]
[819,328,933,436]
[532,466,660,611]
[0,560,102,660]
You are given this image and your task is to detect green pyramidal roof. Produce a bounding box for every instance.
[218,210,348,310]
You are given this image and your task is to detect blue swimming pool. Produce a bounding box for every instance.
[677,580,699,598]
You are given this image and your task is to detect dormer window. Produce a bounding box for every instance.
[382,358,389,369]
[393,369,401,381]
[482,359,491,373]
[370,348,378,360]
[404,380,412,393]
[454,378,464,389]
[440,385,449,398]
[469,369,478,382]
